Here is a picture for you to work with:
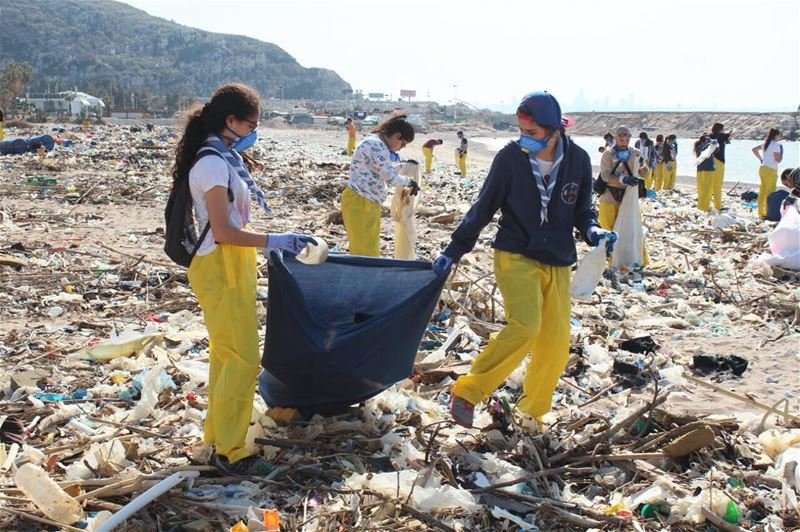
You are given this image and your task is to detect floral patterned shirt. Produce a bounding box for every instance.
[348,135,411,204]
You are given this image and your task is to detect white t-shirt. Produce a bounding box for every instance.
[189,154,251,255]
[762,140,782,170]
[535,157,555,182]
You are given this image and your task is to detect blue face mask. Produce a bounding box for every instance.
[519,134,551,154]
[389,150,401,162]
[225,126,258,152]
[615,148,631,162]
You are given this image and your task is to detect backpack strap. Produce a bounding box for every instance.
[190,149,234,259]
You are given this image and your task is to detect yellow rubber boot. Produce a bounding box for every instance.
[188,245,260,464]
[342,186,381,256]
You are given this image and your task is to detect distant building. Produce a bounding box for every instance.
[110,108,145,119]
[24,91,106,116]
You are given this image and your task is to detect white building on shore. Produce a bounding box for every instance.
[24,91,106,117]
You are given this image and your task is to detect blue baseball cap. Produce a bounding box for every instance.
[517,91,562,128]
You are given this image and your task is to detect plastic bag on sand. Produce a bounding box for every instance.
[768,445,800,492]
[669,488,735,524]
[345,469,480,513]
[759,429,800,459]
[570,240,607,299]
[491,506,536,530]
[68,332,162,361]
[611,186,643,269]
[754,204,800,270]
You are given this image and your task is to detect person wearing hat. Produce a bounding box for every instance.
[422,138,444,173]
[455,131,468,176]
[431,92,616,428]
[709,123,735,210]
[598,126,649,267]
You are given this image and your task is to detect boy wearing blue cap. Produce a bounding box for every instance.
[431,92,617,428]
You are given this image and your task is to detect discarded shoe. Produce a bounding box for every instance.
[213,454,274,476]
[449,394,475,428]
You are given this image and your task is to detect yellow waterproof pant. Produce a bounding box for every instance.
[342,186,381,256]
[663,161,677,189]
[422,147,433,173]
[0,123,4,140]
[758,166,778,218]
[697,170,714,212]
[654,163,665,191]
[452,251,571,418]
[711,159,725,210]
[598,201,649,267]
[642,166,654,189]
[188,245,260,463]
[347,136,356,157]
[456,153,467,177]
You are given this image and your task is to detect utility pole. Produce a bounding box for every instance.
[453,84,458,122]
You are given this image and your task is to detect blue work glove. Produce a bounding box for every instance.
[432,254,454,277]
[265,233,316,254]
[587,227,618,257]
[622,175,640,187]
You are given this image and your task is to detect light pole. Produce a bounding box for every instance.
[453,84,458,123]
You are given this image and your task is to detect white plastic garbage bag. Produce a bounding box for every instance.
[391,161,420,260]
[570,240,607,299]
[611,186,644,269]
[752,203,800,270]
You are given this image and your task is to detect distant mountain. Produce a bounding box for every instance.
[0,0,351,104]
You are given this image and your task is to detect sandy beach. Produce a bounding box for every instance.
[1,121,798,530]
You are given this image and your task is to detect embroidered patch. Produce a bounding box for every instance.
[561,182,579,205]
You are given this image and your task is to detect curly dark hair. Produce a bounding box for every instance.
[171,83,261,185]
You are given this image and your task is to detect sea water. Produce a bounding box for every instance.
[473,135,799,185]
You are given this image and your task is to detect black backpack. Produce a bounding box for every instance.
[164,148,232,267]
[593,160,646,200]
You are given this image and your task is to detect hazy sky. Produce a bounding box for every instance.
[125,0,799,112]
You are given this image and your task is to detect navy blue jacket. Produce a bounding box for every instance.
[695,143,716,172]
[444,134,600,267]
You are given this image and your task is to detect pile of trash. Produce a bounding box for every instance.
[0,122,798,530]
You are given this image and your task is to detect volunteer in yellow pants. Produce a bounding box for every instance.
[433,92,615,428]
[694,135,717,212]
[342,186,381,256]
[598,201,649,267]
[452,251,571,417]
[345,118,356,156]
[753,128,783,218]
[173,82,316,476]
[642,166,654,189]
[709,123,734,210]
[189,245,259,463]
[344,113,418,256]
[758,165,778,218]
